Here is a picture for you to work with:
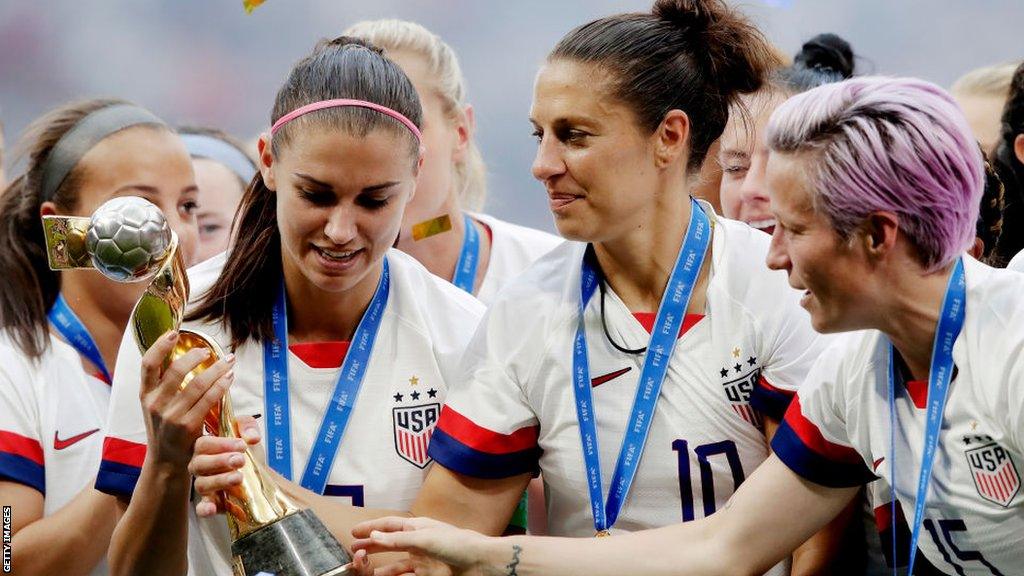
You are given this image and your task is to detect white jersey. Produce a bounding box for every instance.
[96,249,485,576]
[773,257,1024,575]
[430,211,826,576]
[1006,249,1024,273]
[468,212,563,305]
[0,333,111,576]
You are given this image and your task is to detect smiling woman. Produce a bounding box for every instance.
[0,99,198,576]
[96,37,486,576]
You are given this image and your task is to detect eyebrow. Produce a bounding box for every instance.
[293,172,401,193]
[718,149,750,161]
[112,183,198,197]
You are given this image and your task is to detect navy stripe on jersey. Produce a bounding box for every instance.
[428,427,540,479]
[0,452,45,494]
[0,431,45,494]
[749,375,795,420]
[772,396,874,488]
[96,459,141,496]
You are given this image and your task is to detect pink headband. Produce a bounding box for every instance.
[270,98,422,142]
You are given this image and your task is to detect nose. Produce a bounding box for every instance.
[739,155,770,207]
[324,205,358,245]
[765,227,791,272]
[531,135,565,182]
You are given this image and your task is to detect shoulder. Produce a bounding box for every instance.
[708,215,807,324]
[0,333,42,387]
[477,241,582,351]
[184,251,227,307]
[1006,250,1024,273]
[961,258,1024,396]
[473,212,564,258]
[386,250,486,338]
[711,216,784,291]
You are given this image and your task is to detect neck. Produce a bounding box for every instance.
[593,191,701,312]
[876,262,957,381]
[281,257,383,344]
[395,193,490,293]
[56,274,131,376]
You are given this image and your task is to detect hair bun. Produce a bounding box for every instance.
[319,35,385,56]
[794,33,855,79]
[652,0,712,31]
[652,0,775,96]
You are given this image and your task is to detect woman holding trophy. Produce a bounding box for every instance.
[96,37,485,576]
[0,99,201,575]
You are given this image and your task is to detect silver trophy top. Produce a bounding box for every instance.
[84,196,172,282]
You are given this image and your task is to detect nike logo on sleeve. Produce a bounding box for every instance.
[54,428,100,450]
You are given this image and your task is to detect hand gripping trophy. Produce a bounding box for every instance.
[43,196,352,576]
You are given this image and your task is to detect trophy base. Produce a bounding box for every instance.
[231,509,352,576]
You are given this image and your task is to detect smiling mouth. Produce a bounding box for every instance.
[549,193,581,211]
[313,245,362,262]
[748,218,776,235]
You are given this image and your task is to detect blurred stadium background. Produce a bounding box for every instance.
[1,0,1022,231]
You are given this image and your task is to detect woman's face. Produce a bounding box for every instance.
[264,125,418,296]
[765,151,874,333]
[718,91,786,234]
[62,126,200,312]
[530,59,664,242]
[193,158,246,263]
[388,50,469,225]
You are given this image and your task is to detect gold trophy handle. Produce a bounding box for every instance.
[44,199,352,574]
[132,241,300,538]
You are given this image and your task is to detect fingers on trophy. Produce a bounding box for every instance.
[43,196,353,576]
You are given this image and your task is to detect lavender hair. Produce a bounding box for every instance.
[766,76,984,271]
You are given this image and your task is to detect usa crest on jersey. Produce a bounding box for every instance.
[965,440,1020,507]
[720,364,762,428]
[393,403,440,468]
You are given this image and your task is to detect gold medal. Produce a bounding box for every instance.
[595,530,611,538]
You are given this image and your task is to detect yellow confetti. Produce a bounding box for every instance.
[411,214,453,241]
[243,0,266,14]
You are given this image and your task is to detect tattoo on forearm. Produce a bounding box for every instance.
[505,544,522,576]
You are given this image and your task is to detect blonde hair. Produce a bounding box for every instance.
[344,19,488,211]
[951,61,1020,99]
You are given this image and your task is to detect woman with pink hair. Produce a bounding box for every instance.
[351,76,1024,576]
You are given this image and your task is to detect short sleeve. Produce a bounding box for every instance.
[750,276,832,420]
[95,328,148,497]
[428,307,542,479]
[0,357,45,494]
[771,341,874,488]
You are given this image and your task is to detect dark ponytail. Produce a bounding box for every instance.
[0,98,129,358]
[187,36,422,347]
[550,0,777,171]
[992,62,1024,266]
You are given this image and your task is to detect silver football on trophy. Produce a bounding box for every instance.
[86,196,172,282]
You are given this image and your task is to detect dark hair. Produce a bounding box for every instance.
[774,33,855,94]
[549,0,776,171]
[992,62,1024,266]
[977,149,1005,264]
[187,37,422,347]
[0,98,133,357]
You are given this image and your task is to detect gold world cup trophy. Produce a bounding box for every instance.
[43,196,352,576]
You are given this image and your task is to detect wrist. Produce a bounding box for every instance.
[143,452,192,484]
[476,535,521,576]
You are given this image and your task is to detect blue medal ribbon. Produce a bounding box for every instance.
[451,214,480,294]
[888,258,966,575]
[572,198,711,534]
[48,293,111,383]
[263,259,391,494]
